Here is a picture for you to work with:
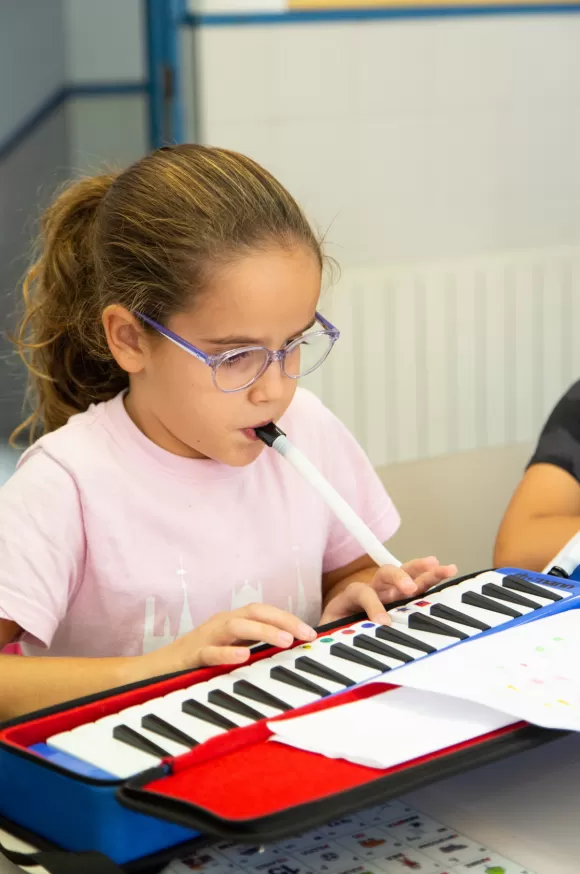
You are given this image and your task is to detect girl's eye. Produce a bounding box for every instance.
[222,350,253,368]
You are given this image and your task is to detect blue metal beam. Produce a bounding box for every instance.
[145,0,186,150]
[184,4,580,26]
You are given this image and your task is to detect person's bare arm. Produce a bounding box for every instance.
[0,618,164,723]
[0,605,316,723]
[494,463,580,572]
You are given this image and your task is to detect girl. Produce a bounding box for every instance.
[0,145,455,721]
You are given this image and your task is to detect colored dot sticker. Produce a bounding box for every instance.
[362,622,376,628]
[553,637,564,642]
[320,637,334,644]
[536,646,545,652]
[415,600,431,607]
[341,629,356,635]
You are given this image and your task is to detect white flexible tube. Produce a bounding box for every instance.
[542,529,580,576]
[272,434,401,568]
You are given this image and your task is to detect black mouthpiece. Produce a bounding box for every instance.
[255,423,286,447]
[547,565,570,579]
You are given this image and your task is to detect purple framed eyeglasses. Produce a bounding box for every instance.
[135,311,340,393]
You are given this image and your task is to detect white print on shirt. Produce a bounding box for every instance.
[142,555,194,655]
[141,549,314,655]
[230,579,264,611]
[287,545,307,617]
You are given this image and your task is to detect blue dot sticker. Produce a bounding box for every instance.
[362,622,375,628]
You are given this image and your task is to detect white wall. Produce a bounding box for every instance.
[62,0,148,173]
[63,0,145,83]
[196,15,580,268]
[0,0,66,146]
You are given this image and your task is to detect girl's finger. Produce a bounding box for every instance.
[196,645,251,668]
[347,582,392,625]
[222,616,306,650]
[373,565,418,597]
[401,556,440,579]
[237,603,316,641]
[413,564,457,594]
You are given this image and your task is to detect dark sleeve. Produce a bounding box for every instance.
[528,380,580,483]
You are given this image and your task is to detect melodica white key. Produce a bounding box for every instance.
[152,694,227,743]
[95,705,191,758]
[427,587,525,628]
[47,723,161,779]
[292,638,383,683]
[472,570,569,606]
[230,665,320,709]
[389,596,473,641]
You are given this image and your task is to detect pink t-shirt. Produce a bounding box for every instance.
[0,389,400,658]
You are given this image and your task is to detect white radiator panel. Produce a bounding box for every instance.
[305,246,580,467]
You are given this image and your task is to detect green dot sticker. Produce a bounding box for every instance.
[536,646,545,652]
[320,636,334,643]
[553,637,564,642]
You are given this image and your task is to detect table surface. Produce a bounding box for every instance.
[2,732,579,873]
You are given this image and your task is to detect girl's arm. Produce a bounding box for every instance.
[0,606,316,722]
[0,618,154,722]
[494,463,580,572]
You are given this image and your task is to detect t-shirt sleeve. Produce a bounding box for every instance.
[528,380,580,482]
[301,397,400,573]
[0,450,85,648]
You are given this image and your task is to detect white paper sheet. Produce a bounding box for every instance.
[377,608,580,732]
[268,686,514,769]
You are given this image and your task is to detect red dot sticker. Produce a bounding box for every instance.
[415,600,431,607]
[341,629,356,635]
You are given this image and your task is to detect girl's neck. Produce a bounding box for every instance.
[123,391,207,460]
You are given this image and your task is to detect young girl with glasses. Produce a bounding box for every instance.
[0,145,455,721]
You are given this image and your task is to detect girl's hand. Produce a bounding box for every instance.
[319,556,457,625]
[141,603,317,674]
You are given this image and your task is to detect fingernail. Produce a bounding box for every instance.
[372,613,391,626]
[233,648,249,661]
[298,622,316,640]
[278,631,294,647]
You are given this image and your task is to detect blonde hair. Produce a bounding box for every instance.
[11,145,323,445]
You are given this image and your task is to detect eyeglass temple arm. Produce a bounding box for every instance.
[135,312,209,364]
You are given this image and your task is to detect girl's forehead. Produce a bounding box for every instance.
[178,246,322,342]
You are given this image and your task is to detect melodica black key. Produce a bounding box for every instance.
[207,689,265,722]
[502,573,563,602]
[141,714,199,749]
[182,699,238,730]
[270,665,330,697]
[329,641,389,672]
[481,582,542,610]
[353,634,414,663]
[375,624,436,654]
[232,679,293,713]
[429,603,491,632]
[407,613,469,640]
[294,656,356,687]
[461,591,521,618]
[112,724,170,758]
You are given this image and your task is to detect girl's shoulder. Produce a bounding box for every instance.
[18,395,121,476]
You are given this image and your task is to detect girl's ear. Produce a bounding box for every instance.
[102,305,151,374]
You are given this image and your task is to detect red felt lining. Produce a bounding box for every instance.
[140,682,524,820]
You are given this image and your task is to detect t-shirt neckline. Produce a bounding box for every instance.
[104,392,250,481]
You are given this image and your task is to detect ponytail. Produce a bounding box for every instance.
[10,173,126,445]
